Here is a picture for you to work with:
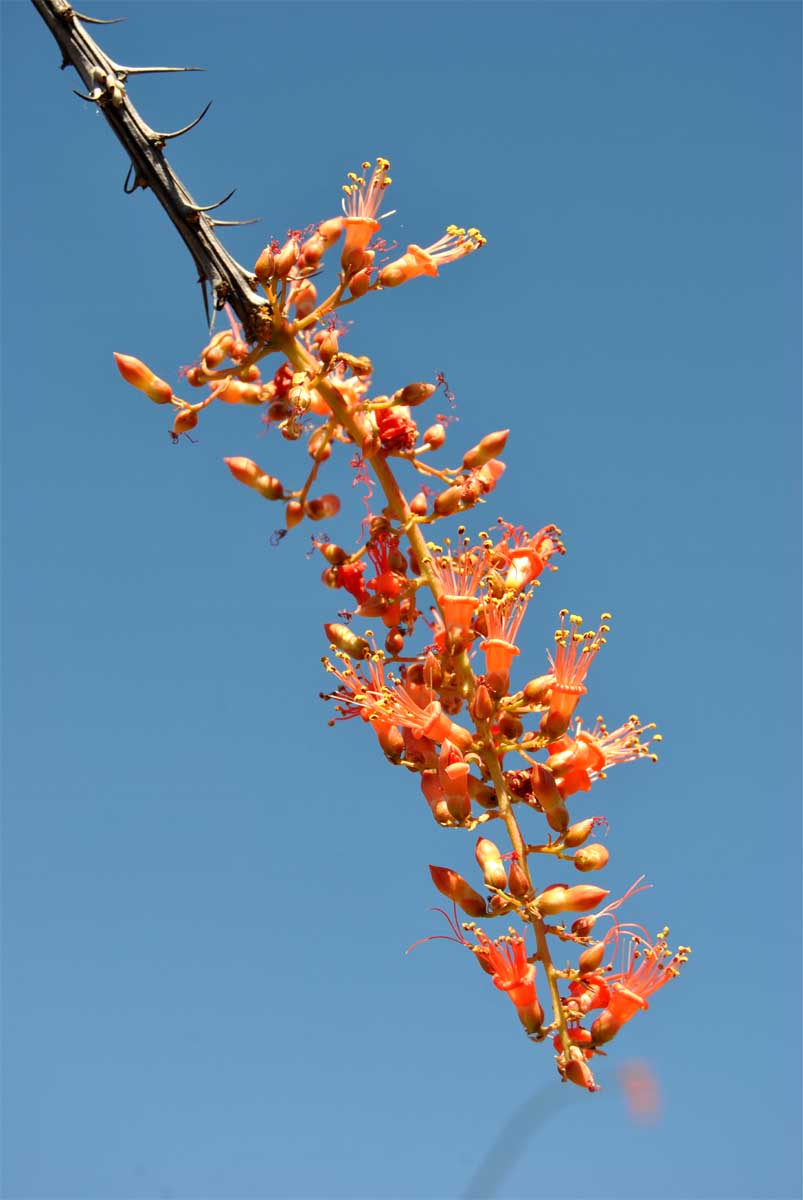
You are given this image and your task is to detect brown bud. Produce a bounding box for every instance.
[470,682,496,723]
[317,331,339,364]
[254,246,275,281]
[304,494,341,521]
[392,382,437,408]
[410,492,428,517]
[308,428,333,463]
[577,942,606,974]
[462,429,510,470]
[318,542,348,566]
[507,860,531,899]
[498,712,523,740]
[475,838,507,890]
[563,819,595,848]
[573,844,609,873]
[323,623,370,659]
[385,628,405,655]
[423,423,446,450]
[467,777,497,809]
[428,865,486,917]
[300,233,326,266]
[348,267,373,298]
[523,675,554,706]
[434,486,463,517]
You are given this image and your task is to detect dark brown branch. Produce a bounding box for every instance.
[30,0,273,342]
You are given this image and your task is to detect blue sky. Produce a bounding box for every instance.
[2,2,800,1198]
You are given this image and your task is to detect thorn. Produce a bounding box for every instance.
[209,217,261,228]
[186,188,237,214]
[73,88,100,102]
[150,100,212,145]
[110,64,204,79]
[73,11,127,22]
[198,275,212,330]
[123,163,147,194]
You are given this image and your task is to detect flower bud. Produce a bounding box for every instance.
[508,859,531,899]
[385,627,405,655]
[348,267,373,298]
[563,1049,599,1091]
[392,382,437,409]
[305,494,341,521]
[563,819,595,848]
[498,712,523,740]
[422,423,446,450]
[434,486,463,517]
[573,843,609,873]
[523,674,554,705]
[429,865,486,917]
[317,330,339,364]
[462,430,510,470]
[317,217,344,247]
[285,500,304,529]
[475,838,507,890]
[410,492,428,517]
[217,379,263,405]
[172,407,198,436]
[489,894,514,916]
[114,352,173,404]
[577,941,606,974]
[274,237,299,278]
[323,623,370,660]
[300,233,326,266]
[223,457,284,500]
[470,682,496,723]
[529,763,569,834]
[467,776,497,808]
[254,246,275,281]
[292,280,318,319]
[536,884,609,916]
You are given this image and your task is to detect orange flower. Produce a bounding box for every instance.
[493,521,565,591]
[541,611,610,738]
[378,226,486,288]
[591,929,690,1045]
[546,716,661,798]
[426,540,486,633]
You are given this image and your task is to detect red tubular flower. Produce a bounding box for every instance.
[540,611,611,739]
[546,716,661,798]
[426,540,486,633]
[471,927,544,1034]
[478,593,531,683]
[591,929,690,1045]
[493,521,566,591]
[378,226,486,288]
[339,157,392,268]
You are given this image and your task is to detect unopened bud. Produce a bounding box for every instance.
[223,457,283,499]
[530,763,569,834]
[300,233,326,266]
[474,838,507,890]
[429,865,486,917]
[317,217,344,248]
[113,353,173,404]
[523,675,554,705]
[564,819,595,848]
[217,379,263,405]
[392,382,436,409]
[577,941,606,974]
[292,280,318,319]
[348,267,373,298]
[423,423,446,450]
[489,894,514,916]
[507,859,531,899]
[434,485,463,517]
[385,628,405,655]
[285,500,304,529]
[318,542,348,566]
[254,246,275,281]
[467,776,497,808]
[172,407,198,435]
[410,491,428,517]
[305,494,341,521]
[573,843,609,873]
[274,237,299,278]
[498,712,523,740]
[462,429,510,470]
[323,623,370,659]
[470,683,496,723]
[317,330,339,364]
[536,884,609,915]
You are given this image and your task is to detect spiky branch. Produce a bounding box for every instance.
[30,0,273,341]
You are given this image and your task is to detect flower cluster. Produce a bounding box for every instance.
[115,158,688,1093]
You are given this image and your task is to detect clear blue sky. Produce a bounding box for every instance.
[3,2,800,1198]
